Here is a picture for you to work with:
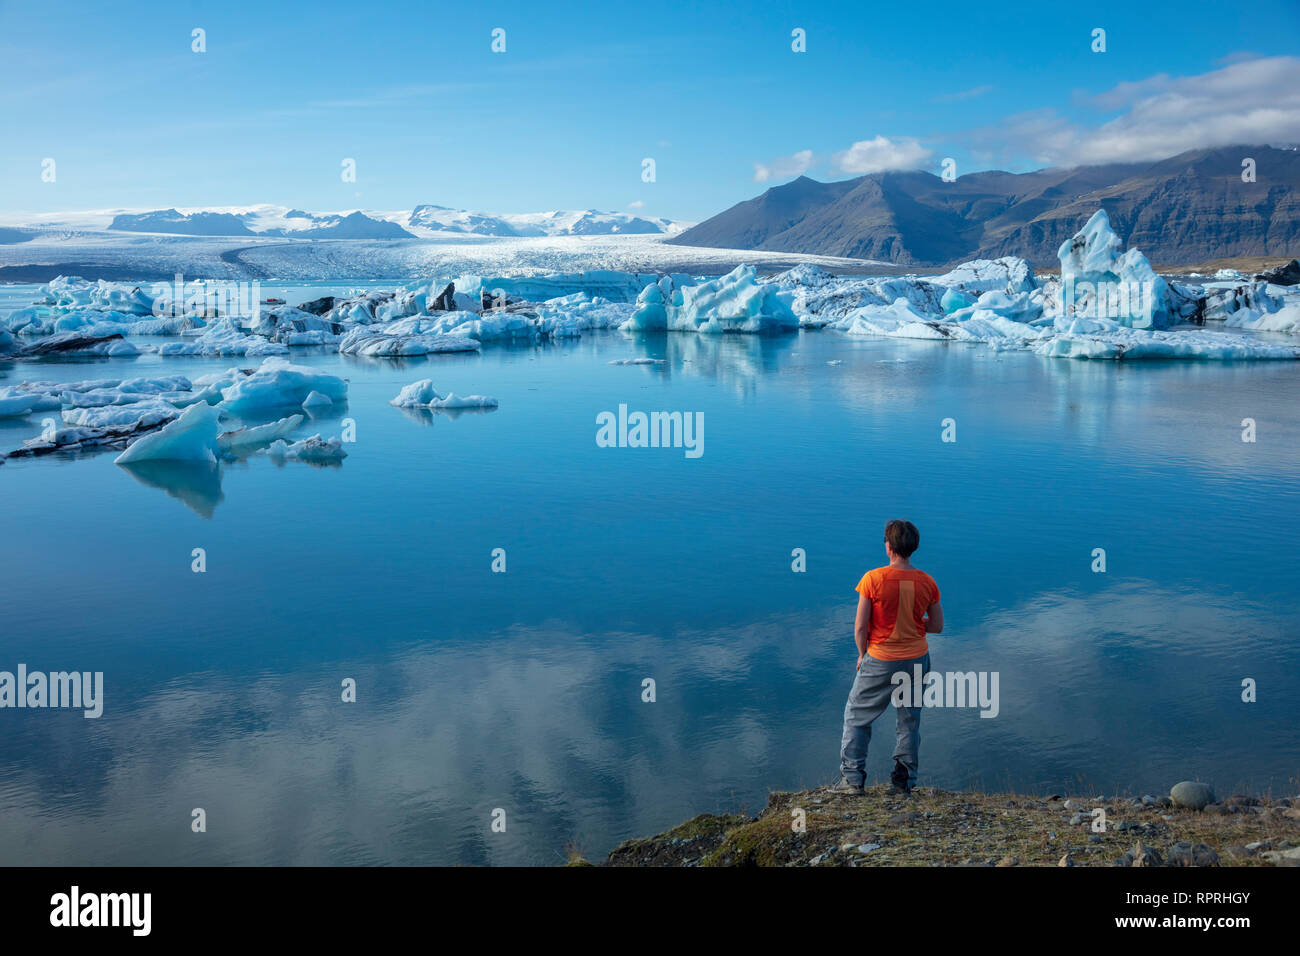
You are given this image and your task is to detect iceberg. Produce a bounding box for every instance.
[218,414,304,455]
[218,358,348,414]
[389,380,499,409]
[336,321,481,356]
[114,402,222,465]
[623,265,797,334]
[266,434,347,463]
[62,400,179,429]
[0,394,42,418]
[931,257,1036,295]
[1054,210,1173,329]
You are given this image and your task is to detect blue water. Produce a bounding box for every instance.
[2,285,1299,864]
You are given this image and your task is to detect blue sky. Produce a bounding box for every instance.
[2,0,1298,221]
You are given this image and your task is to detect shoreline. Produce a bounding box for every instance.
[585,783,1300,867]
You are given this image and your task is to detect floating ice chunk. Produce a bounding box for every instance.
[933,257,1037,295]
[337,320,481,356]
[1035,324,1299,361]
[842,299,951,339]
[625,265,797,334]
[949,290,1042,325]
[115,402,222,465]
[1055,210,1173,329]
[43,276,158,316]
[218,414,304,455]
[608,358,666,365]
[389,380,499,409]
[63,400,179,429]
[452,271,693,306]
[157,318,289,357]
[0,394,41,417]
[302,390,333,408]
[219,358,348,414]
[1222,302,1300,333]
[266,435,347,462]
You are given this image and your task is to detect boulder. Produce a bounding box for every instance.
[1170,781,1216,811]
[1254,258,1300,286]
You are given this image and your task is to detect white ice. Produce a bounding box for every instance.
[389,380,499,409]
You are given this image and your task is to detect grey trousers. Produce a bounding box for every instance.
[839,652,930,787]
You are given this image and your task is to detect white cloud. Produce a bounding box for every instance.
[831,136,932,175]
[627,200,645,209]
[985,55,1300,166]
[752,148,814,183]
[934,84,993,103]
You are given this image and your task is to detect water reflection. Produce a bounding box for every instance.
[119,460,224,518]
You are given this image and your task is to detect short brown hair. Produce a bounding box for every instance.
[884,520,919,558]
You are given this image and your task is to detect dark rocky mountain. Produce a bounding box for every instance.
[670,146,1300,266]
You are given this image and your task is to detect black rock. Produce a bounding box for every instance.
[17,331,124,356]
[298,295,336,315]
[431,282,457,312]
[1254,258,1300,286]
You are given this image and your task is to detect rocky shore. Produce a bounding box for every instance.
[587,781,1300,867]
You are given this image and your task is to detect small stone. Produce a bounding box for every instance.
[1117,820,1139,832]
[1245,840,1271,852]
[1063,799,1082,811]
[1069,812,1085,825]
[1114,851,1134,867]
[1089,834,1103,843]
[1058,853,1074,867]
[1202,804,1226,815]
[1168,842,1219,867]
[1222,846,1253,861]
[809,854,825,866]
[1157,797,1173,808]
[856,843,881,854]
[1132,842,1163,867]
[1141,794,1157,806]
[1223,794,1258,807]
[1170,781,1216,810]
[1047,794,1062,801]
[997,855,1019,867]
[1262,846,1300,866]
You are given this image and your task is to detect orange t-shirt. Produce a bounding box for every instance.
[856,567,940,661]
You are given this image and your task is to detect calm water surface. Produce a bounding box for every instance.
[1,282,1298,864]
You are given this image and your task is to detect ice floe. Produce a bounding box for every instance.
[265,435,347,463]
[114,402,222,465]
[218,358,348,415]
[389,380,499,409]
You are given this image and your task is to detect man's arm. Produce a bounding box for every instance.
[925,601,944,634]
[854,593,872,663]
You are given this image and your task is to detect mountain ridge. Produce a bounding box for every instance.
[670,146,1300,266]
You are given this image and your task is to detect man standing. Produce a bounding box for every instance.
[832,519,943,796]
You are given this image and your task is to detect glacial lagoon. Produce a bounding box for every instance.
[2,284,1298,864]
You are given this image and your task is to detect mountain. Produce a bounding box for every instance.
[109,207,414,239]
[404,204,682,237]
[83,204,688,240]
[670,146,1300,266]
